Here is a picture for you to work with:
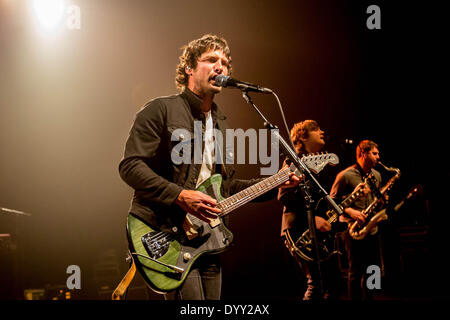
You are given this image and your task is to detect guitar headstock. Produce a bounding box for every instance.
[301,152,339,174]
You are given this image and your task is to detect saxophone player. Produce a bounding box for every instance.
[330,140,383,300]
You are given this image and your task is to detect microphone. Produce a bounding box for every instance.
[214,75,272,94]
[325,136,354,145]
[342,138,354,145]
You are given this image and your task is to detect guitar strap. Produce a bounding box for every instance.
[112,252,137,300]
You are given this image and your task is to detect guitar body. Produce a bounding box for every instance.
[286,224,343,263]
[127,174,233,293]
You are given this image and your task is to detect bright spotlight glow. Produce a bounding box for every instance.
[33,0,65,30]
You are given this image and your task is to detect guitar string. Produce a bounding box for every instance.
[218,172,291,216]
[218,168,289,213]
[146,233,177,255]
[144,157,333,245]
[141,160,335,261]
[218,156,336,215]
[327,186,366,224]
[218,166,292,210]
[147,232,176,249]
[220,173,289,213]
[142,171,287,252]
[148,231,174,242]
[221,171,293,215]
[141,172,287,244]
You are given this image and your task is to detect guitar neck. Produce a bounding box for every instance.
[326,185,364,224]
[341,190,361,208]
[218,167,291,216]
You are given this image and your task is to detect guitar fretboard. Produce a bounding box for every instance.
[341,190,362,208]
[218,166,292,216]
[326,185,365,224]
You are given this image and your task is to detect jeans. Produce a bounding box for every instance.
[165,254,222,300]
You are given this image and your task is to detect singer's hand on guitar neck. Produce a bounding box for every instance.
[175,190,222,222]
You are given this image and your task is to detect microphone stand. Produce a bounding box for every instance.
[241,91,343,299]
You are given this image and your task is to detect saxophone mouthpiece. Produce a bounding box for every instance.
[378,161,400,174]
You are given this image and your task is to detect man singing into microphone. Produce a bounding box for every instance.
[119,34,299,300]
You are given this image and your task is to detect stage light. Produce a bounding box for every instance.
[32,0,65,30]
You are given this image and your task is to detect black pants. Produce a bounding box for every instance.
[165,254,222,300]
[343,231,381,300]
[283,236,340,300]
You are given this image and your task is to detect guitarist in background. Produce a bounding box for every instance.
[278,120,340,300]
[330,140,382,300]
[119,34,300,300]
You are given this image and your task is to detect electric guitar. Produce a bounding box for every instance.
[127,153,338,293]
[286,172,377,262]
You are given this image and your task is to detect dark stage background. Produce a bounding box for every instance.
[1,0,444,300]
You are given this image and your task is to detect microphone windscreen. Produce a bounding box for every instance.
[214,74,229,87]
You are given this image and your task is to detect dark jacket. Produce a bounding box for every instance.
[119,88,275,232]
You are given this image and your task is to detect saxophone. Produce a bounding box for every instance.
[348,162,401,240]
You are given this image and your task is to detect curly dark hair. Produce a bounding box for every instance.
[290,120,320,154]
[175,34,232,91]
